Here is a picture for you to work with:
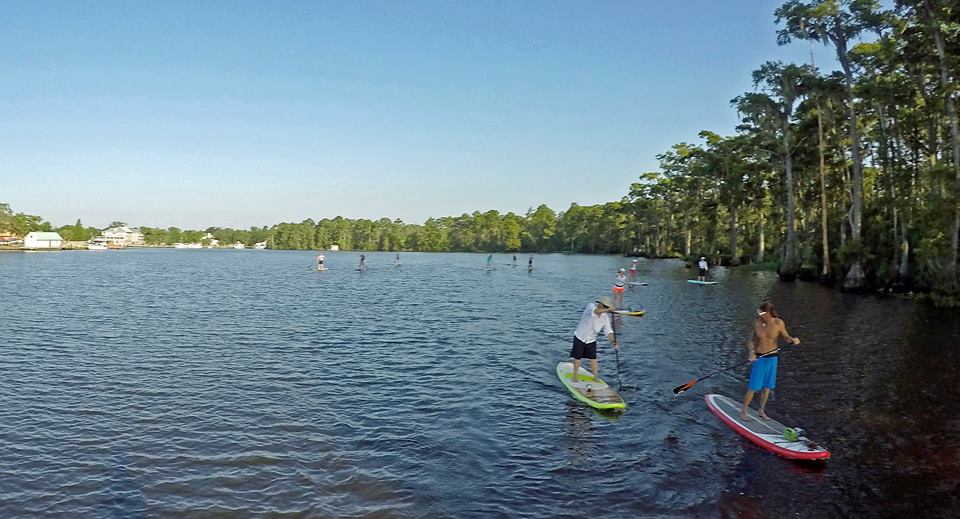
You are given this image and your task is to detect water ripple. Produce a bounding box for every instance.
[2,250,959,517]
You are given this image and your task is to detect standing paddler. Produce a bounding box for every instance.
[569,296,619,385]
[740,302,801,421]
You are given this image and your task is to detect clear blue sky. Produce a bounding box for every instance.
[0,0,836,229]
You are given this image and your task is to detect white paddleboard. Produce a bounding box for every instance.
[705,394,830,461]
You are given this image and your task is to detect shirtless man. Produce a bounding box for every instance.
[740,301,800,421]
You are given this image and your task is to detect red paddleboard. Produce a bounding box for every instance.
[705,394,830,461]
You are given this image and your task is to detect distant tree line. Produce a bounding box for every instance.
[261,204,631,254]
[1,202,633,254]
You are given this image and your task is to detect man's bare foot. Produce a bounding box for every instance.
[758,410,771,420]
[739,412,751,421]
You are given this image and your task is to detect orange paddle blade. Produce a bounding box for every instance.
[673,379,698,395]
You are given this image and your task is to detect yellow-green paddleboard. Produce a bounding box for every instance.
[556,362,626,411]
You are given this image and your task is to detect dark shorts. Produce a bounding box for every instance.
[699,268,707,276]
[570,336,597,360]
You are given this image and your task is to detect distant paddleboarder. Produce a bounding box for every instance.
[528,254,533,271]
[613,268,627,305]
[628,259,638,280]
[698,257,709,281]
[740,302,801,421]
[395,252,400,265]
[359,254,367,272]
[316,253,325,271]
[485,254,493,270]
[512,254,517,266]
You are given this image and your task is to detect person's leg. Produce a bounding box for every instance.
[740,390,756,420]
[757,389,771,420]
[741,359,765,420]
[590,358,599,383]
[757,357,777,419]
[570,337,582,382]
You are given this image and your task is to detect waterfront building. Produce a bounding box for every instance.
[23,232,63,249]
[96,226,144,247]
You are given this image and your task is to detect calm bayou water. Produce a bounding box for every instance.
[1,249,958,518]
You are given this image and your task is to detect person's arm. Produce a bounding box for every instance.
[601,313,618,349]
[778,320,800,345]
[746,334,756,361]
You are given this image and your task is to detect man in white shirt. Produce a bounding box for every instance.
[698,256,708,281]
[570,296,619,385]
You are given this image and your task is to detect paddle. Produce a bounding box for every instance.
[672,348,781,395]
[610,310,622,391]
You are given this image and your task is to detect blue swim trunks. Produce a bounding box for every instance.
[748,355,778,391]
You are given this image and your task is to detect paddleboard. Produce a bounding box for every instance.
[687,280,717,285]
[316,267,326,271]
[629,281,647,286]
[556,362,626,411]
[705,393,830,461]
[612,309,645,317]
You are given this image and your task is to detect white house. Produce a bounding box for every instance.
[98,226,144,247]
[24,231,63,249]
[329,244,340,251]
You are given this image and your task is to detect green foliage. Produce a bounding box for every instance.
[0,202,52,235]
[57,219,99,241]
